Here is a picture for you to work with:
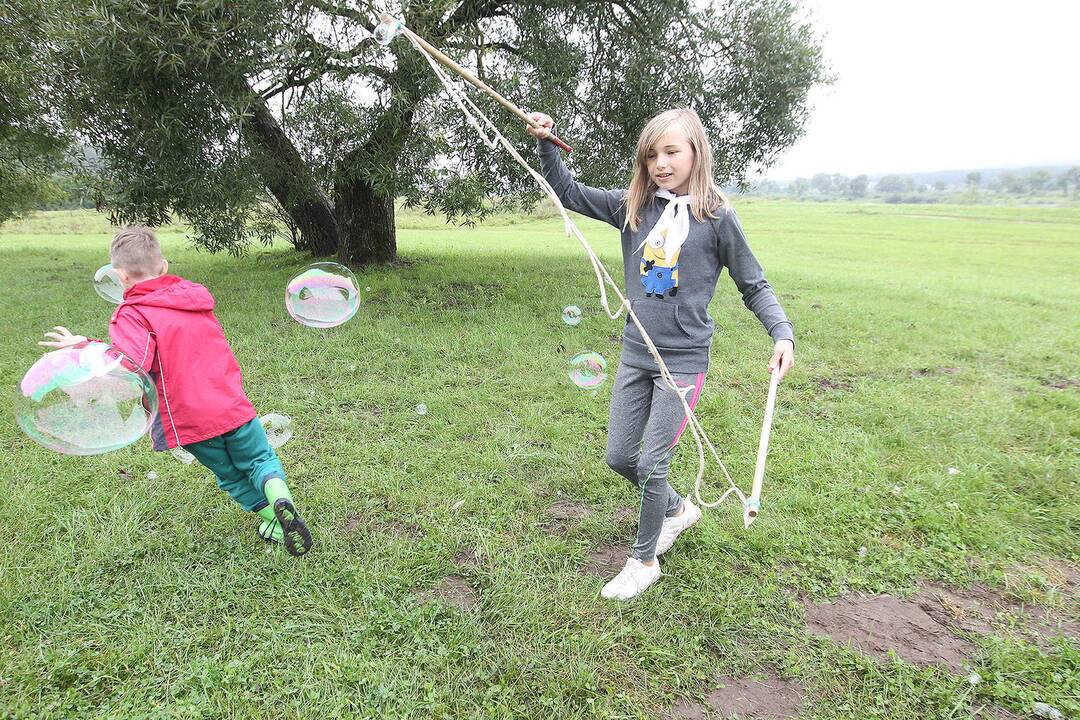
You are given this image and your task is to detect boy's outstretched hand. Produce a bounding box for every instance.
[768,339,794,380]
[39,326,87,349]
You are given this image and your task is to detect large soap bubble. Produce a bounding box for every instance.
[568,351,607,389]
[260,413,293,449]
[94,264,125,304]
[373,17,403,45]
[15,341,158,455]
[285,262,360,329]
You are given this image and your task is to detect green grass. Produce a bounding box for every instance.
[0,203,1077,719]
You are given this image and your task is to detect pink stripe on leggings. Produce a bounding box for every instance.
[670,372,706,447]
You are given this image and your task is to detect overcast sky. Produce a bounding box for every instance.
[762,0,1080,180]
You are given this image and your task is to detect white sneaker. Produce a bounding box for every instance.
[655,498,702,556]
[601,557,661,600]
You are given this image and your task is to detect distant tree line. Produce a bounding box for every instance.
[741,166,1080,203]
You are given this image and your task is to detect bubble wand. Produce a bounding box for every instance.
[374,15,573,153]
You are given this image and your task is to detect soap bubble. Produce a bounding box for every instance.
[171,446,196,464]
[561,305,582,326]
[285,262,359,328]
[15,341,158,455]
[415,403,427,415]
[260,413,292,449]
[373,17,403,45]
[94,264,124,304]
[568,351,607,389]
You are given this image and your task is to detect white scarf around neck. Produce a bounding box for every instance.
[635,189,693,258]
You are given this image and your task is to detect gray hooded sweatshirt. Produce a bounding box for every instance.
[538,139,794,373]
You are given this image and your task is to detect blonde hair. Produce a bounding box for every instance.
[624,108,727,231]
[110,226,165,280]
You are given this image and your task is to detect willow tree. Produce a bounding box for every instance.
[43,0,827,262]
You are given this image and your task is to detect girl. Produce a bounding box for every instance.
[527,109,794,600]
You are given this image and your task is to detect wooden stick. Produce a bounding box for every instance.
[389,19,574,153]
[744,368,781,528]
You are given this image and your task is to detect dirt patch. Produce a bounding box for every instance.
[615,506,637,525]
[918,582,1078,645]
[341,513,362,533]
[1043,376,1079,390]
[804,592,975,671]
[910,367,961,377]
[453,548,479,567]
[816,377,853,391]
[1041,559,1080,597]
[413,575,478,611]
[805,581,1078,672]
[369,520,424,540]
[665,671,805,719]
[581,545,627,579]
[542,500,594,535]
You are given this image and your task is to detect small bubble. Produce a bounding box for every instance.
[416,404,427,415]
[857,546,867,558]
[146,471,158,480]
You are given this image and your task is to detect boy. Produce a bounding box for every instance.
[40,226,312,556]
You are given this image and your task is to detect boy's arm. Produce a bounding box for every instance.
[537,139,626,228]
[108,308,157,373]
[720,210,795,346]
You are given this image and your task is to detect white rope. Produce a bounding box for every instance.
[405,32,750,513]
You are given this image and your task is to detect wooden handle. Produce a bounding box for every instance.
[747,368,781,518]
[397,23,573,153]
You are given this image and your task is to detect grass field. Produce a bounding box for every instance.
[0,201,1077,719]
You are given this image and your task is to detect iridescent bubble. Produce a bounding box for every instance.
[373,18,403,45]
[260,413,293,449]
[561,305,582,326]
[15,341,158,455]
[94,264,124,304]
[285,262,359,328]
[171,446,195,464]
[415,403,427,416]
[568,351,607,389]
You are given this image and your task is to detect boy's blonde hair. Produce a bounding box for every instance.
[624,108,727,231]
[110,226,165,280]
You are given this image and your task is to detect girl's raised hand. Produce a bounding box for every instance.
[526,112,554,139]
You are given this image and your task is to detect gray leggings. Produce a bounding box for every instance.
[605,362,705,561]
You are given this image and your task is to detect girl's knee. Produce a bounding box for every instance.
[606,449,637,478]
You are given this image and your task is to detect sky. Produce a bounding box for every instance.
[762,0,1080,180]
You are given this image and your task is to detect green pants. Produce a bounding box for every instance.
[185,418,285,512]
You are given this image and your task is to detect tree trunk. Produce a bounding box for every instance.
[241,89,340,256]
[335,174,396,264]
[333,46,431,265]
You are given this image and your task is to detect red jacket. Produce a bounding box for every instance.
[108,275,256,450]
